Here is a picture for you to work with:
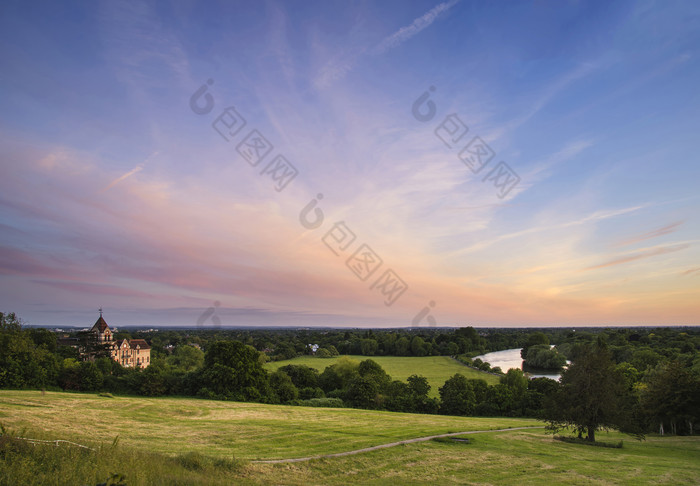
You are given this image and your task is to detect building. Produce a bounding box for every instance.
[88,311,151,369]
[91,314,113,343]
[112,338,151,368]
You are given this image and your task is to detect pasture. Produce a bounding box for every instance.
[1,391,699,485]
[265,355,500,396]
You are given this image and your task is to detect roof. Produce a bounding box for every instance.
[91,316,110,333]
[129,339,151,350]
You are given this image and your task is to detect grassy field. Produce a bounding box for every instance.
[1,391,699,485]
[265,355,500,396]
[0,391,531,460]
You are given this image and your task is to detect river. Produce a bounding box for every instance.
[474,348,562,381]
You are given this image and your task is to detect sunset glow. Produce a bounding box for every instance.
[1,1,698,327]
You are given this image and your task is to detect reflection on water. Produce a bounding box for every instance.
[474,348,561,381]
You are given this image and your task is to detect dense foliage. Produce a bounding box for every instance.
[1,312,699,438]
[543,341,645,441]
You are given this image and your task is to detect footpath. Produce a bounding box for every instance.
[252,426,543,464]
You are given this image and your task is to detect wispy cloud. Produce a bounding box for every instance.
[681,267,700,276]
[585,243,690,271]
[448,204,646,257]
[483,62,600,144]
[102,151,158,192]
[98,0,192,90]
[372,0,460,55]
[316,0,460,88]
[616,221,684,247]
[528,139,594,179]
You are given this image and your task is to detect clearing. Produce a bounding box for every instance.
[265,355,500,396]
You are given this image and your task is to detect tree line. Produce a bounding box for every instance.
[1,312,698,440]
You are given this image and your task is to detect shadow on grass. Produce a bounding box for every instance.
[553,435,623,448]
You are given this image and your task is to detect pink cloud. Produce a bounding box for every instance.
[615,221,684,247]
[585,244,690,271]
[33,279,156,299]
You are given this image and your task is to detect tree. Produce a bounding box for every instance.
[501,368,528,398]
[278,364,319,389]
[269,370,299,403]
[359,339,378,356]
[318,356,359,393]
[521,332,549,359]
[79,361,104,391]
[439,374,476,416]
[199,341,269,401]
[0,312,58,389]
[395,337,410,356]
[524,344,566,371]
[543,343,644,442]
[411,336,427,356]
[641,361,700,435]
[167,345,204,372]
[140,364,167,396]
[523,377,559,417]
[406,375,438,414]
[385,380,411,412]
[358,359,390,389]
[346,376,381,409]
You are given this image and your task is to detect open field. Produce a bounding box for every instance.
[265,355,500,396]
[2,391,699,485]
[0,391,534,460]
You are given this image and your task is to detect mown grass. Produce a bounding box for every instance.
[244,430,700,485]
[0,391,535,460]
[2,391,699,485]
[265,355,500,396]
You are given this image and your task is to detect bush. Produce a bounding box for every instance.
[292,397,345,408]
[299,386,324,400]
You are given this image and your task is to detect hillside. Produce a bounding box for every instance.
[1,391,699,485]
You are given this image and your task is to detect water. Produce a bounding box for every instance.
[474,348,562,381]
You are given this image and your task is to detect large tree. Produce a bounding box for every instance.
[544,342,644,442]
[199,341,269,401]
[641,361,700,435]
[439,373,476,416]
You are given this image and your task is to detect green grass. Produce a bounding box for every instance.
[0,391,534,461]
[265,355,500,396]
[1,391,699,485]
[245,430,700,485]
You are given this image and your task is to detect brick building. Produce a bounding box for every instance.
[89,312,151,369]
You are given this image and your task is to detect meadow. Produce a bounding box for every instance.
[1,391,699,485]
[265,355,501,397]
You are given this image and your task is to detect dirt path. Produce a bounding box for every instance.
[252,426,542,464]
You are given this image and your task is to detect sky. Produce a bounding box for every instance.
[1,0,699,328]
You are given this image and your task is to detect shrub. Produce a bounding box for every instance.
[292,397,345,408]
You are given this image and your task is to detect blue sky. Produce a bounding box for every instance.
[1,0,699,328]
